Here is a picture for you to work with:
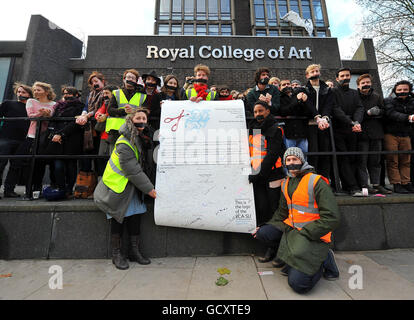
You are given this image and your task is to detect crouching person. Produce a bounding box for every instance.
[252,147,340,294]
[94,108,157,270]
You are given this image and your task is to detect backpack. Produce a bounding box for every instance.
[74,171,97,199]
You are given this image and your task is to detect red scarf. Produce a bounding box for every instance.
[219,95,233,101]
[193,83,209,100]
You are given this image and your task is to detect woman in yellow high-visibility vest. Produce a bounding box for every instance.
[94,108,156,270]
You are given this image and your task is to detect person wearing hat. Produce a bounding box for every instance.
[142,71,162,121]
[252,147,341,294]
[248,100,285,263]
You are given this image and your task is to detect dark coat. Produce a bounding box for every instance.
[48,99,84,155]
[331,85,364,133]
[304,80,335,120]
[358,89,385,140]
[384,95,414,137]
[279,91,313,139]
[246,84,280,116]
[248,115,285,183]
[0,100,29,141]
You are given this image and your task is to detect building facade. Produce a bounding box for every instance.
[155,0,331,37]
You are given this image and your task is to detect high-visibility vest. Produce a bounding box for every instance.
[102,135,139,194]
[281,173,332,243]
[185,88,217,101]
[249,127,284,171]
[105,89,146,132]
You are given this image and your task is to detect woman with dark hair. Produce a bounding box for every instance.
[45,87,85,198]
[160,75,181,101]
[94,108,156,270]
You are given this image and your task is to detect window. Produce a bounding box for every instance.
[184,24,194,34]
[266,0,277,26]
[197,24,207,35]
[73,73,84,91]
[301,0,312,19]
[256,29,267,36]
[158,23,170,35]
[281,30,291,36]
[0,58,11,102]
[269,30,279,36]
[208,0,219,20]
[184,0,194,20]
[317,30,327,37]
[208,24,219,35]
[293,30,303,36]
[171,24,182,34]
[172,0,182,20]
[197,0,206,20]
[278,0,289,26]
[220,0,231,20]
[313,0,325,26]
[221,24,232,35]
[254,0,265,26]
[160,0,170,20]
[290,0,299,14]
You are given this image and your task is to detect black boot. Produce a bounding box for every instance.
[323,249,339,280]
[394,184,410,194]
[111,234,129,270]
[258,247,276,263]
[129,236,151,265]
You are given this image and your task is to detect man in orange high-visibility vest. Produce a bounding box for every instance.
[252,147,341,294]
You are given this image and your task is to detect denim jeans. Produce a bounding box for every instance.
[283,137,308,156]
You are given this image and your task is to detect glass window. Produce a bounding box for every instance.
[221,24,232,35]
[197,24,207,35]
[278,0,289,26]
[209,0,219,20]
[301,0,311,19]
[254,0,265,26]
[208,24,219,35]
[220,0,231,20]
[256,29,267,36]
[184,24,194,34]
[171,24,182,35]
[281,30,291,36]
[293,30,303,36]
[290,0,299,14]
[317,30,327,37]
[172,0,182,20]
[197,0,206,20]
[266,0,277,26]
[73,73,84,90]
[269,30,279,36]
[313,0,325,26]
[0,58,11,102]
[160,0,170,20]
[184,0,194,20]
[158,23,170,35]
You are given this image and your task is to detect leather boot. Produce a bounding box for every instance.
[129,236,151,265]
[258,247,276,263]
[111,234,129,270]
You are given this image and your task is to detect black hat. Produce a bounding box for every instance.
[142,70,161,86]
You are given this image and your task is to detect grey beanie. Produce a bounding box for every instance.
[283,147,305,165]
[291,80,302,86]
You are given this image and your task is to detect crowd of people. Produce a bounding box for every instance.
[0,62,413,294]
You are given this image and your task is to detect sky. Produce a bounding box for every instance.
[0,0,364,59]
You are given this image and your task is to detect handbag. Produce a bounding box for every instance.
[83,122,94,152]
[37,129,63,155]
[74,171,97,199]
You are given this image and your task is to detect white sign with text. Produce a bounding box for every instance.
[154,100,256,233]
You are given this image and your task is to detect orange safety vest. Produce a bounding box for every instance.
[249,127,283,171]
[281,172,332,243]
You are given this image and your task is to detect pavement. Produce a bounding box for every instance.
[1,249,414,300]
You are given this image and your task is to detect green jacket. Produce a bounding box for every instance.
[268,168,341,276]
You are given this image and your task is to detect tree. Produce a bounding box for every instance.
[356,0,414,93]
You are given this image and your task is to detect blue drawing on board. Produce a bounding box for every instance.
[185,109,211,130]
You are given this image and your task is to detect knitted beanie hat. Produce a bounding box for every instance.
[283,147,305,165]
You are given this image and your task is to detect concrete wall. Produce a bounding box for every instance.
[1,197,414,260]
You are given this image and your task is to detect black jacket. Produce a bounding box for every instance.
[384,95,414,137]
[0,100,29,141]
[358,89,385,140]
[48,99,85,155]
[331,85,364,133]
[248,115,286,183]
[304,80,335,119]
[246,85,280,116]
[279,90,312,139]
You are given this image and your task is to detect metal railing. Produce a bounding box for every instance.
[1,115,413,198]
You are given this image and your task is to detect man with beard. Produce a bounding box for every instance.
[0,83,32,198]
[246,67,280,116]
[331,68,365,196]
[248,100,285,265]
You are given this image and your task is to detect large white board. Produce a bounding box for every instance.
[154,100,256,233]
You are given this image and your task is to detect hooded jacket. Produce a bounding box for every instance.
[94,123,155,223]
[267,165,340,276]
[384,94,414,137]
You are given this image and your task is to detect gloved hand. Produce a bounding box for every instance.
[248,174,260,184]
[367,106,381,116]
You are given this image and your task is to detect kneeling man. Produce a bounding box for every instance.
[253,147,340,294]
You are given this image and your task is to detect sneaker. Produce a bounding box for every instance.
[373,185,392,195]
[394,184,410,194]
[403,183,414,193]
[351,190,364,197]
[367,187,378,195]
[323,249,340,281]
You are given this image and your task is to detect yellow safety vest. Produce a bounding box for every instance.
[102,135,139,194]
[185,88,217,101]
[105,89,146,132]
